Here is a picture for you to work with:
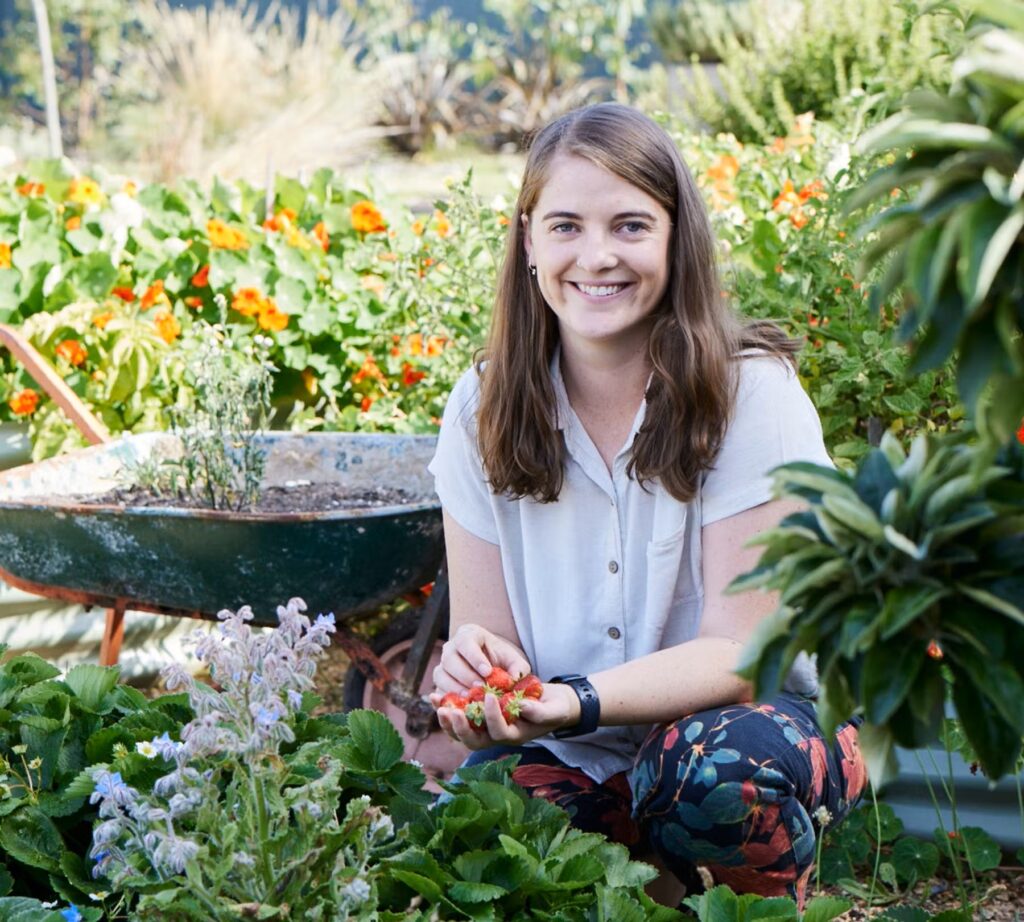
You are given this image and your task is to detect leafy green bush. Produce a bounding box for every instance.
[674,0,963,142]
[850,0,1024,446]
[666,117,961,464]
[734,432,1024,778]
[0,644,192,905]
[0,162,504,459]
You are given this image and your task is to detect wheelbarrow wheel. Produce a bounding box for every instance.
[341,609,465,788]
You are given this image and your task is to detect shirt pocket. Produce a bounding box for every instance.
[644,523,702,647]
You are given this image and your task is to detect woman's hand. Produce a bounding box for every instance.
[433,681,582,750]
[431,622,532,695]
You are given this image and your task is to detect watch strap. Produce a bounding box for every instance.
[549,673,600,739]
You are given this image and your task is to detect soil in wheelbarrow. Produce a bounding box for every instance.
[79,482,416,513]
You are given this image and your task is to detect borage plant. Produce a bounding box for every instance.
[84,599,424,920]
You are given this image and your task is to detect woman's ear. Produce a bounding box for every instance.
[521,213,533,266]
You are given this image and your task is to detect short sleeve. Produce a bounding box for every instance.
[427,368,501,544]
[701,356,833,526]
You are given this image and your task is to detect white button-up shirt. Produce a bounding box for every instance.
[429,352,832,781]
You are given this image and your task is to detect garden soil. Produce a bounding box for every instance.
[79,483,415,513]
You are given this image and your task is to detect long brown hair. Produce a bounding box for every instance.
[476,103,796,503]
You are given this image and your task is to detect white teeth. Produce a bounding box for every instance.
[577,284,625,297]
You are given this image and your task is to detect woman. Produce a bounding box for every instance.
[428,103,865,905]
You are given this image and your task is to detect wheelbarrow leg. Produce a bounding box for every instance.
[99,600,127,667]
[399,563,449,739]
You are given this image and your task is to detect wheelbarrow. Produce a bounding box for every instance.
[0,323,464,779]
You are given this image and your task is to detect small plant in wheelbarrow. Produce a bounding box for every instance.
[130,314,274,511]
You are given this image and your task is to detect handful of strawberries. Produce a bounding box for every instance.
[436,667,544,731]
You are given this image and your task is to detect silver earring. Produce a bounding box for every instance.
[529,264,537,277]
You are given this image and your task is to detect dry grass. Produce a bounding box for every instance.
[111,0,401,183]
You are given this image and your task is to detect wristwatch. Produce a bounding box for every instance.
[549,674,600,739]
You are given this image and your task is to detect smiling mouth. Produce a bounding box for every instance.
[573,283,629,297]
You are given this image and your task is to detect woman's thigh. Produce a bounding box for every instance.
[630,694,866,899]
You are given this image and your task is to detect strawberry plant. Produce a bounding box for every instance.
[0,645,192,906]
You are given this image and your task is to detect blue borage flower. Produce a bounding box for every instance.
[60,904,83,922]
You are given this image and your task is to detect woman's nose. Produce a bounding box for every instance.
[574,233,619,273]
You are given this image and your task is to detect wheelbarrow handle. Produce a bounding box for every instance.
[0,322,110,445]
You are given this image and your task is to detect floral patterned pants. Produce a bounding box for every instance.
[462,693,867,905]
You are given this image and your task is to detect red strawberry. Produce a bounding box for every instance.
[513,674,543,700]
[438,692,468,710]
[485,667,515,693]
[500,691,525,723]
[466,685,486,703]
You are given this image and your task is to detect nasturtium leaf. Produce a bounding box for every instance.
[891,836,940,884]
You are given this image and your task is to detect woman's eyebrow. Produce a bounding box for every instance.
[540,209,660,222]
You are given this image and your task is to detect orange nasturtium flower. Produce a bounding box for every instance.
[191,264,210,288]
[206,218,249,250]
[402,362,426,386]
[262,208,297,232]
[433,209,451,237]
[232,287,266,317]
[17,181,45,197]
[65,215,82,231]
[111,286,135,302]
[67,176,103,205]
[92,310,115,330]
[0,242,11,270]
[352,355,386,385]
[312,221,329,252]
[426,334,446,357]
[184,296,203,309]
[153,310,181,344]
[351,201,387,234]
[1016,418,1024,444]
[8,388,39,416]
[406,332,424,356]
[411,219,426,236]
[256,298,289,332]
[55,339,87,366]
[140,280,170,311]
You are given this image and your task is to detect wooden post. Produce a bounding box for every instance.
[30,0,63,160]
[99,601,126,667]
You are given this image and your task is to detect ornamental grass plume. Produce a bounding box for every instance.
[86,599,396,917]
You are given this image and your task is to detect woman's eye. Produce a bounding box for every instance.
[620,221,649,234]
[551,222,577,233]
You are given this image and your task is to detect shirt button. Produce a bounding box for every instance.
[608,560,619,574]
[608,627,622,640]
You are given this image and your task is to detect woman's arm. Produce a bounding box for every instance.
[585,497,804,725]
[433,510,531,689]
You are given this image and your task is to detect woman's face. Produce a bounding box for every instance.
[522,153,673,357]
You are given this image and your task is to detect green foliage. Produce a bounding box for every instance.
[468,0,645,146]
[733,432,1024,779]
[673,0,963,142]
[379,756,684,920]
[649,0,757,63]
[682,883,850,921]
[0,163,504,459]
[665,119,962,465]
[851,0,1024,446]
[0,643,192,906]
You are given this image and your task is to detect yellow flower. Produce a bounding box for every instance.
[256,299,289,332]
[206,218,249,250]
[0,242,11,270]
[232,287,266,317]
[92,310,115,330]
[67,176,103,205]
[153,310,181,344]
